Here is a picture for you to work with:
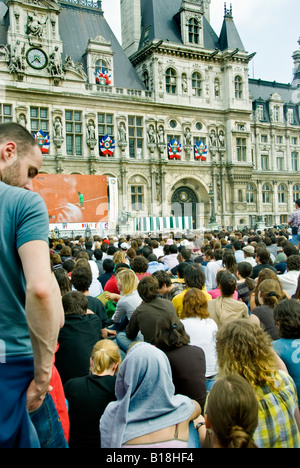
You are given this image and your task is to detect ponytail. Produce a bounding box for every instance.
[90,339,121,375]
[227,426,257,449]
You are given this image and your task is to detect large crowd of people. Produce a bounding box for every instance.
[48,226,300,448]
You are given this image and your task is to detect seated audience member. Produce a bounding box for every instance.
[242,245,257,267]
[275,243,299,275]
[273,299,300,408]
[207,271,248,328]
[98,258,115,289]
[153,309,207,411]
[94,249,104,276]
[64,339,121,448]
[100,342,201,448]
[152,270,173,297]
[208,270,239,300]
[249,268,289,312]
[232,240,244,263]
[54,267,72,296]
[194,375,258,448]
[251,279,285,340]
[55,291,103,385]
[147,254,169,274]
[216,319,300,448]
[278,255,300,297]
[169,247,194,276]
[251,247,277,280]
[70,266,113,337]
[222,250,238,279]
[113,250,129,267]
[75,251,102,297]
[181,289,218,386]
[236,262,256,304]
[111,269,142,331]
[117,276,177,352]
[131,255,151,281]
[173,263,211,318]
[63,258,75,277]
[205,249,223,291]
[164,262,188,301]
[161,243,179,270]
[104,263,129,294]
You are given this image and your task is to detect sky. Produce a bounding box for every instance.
[101,0,300,84]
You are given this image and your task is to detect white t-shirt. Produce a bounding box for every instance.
[181,317,218,377]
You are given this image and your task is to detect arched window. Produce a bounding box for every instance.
[192,72,202,97]
[246,183,255,203]
[262,184,271,203]
[278,184,286,203]
[293,184,300,202]
[188,18,199,44]
[166,68,177,94]
[234,76,243,99]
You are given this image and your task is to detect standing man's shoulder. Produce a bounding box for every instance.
[1,184,49,246]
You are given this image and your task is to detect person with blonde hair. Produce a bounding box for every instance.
[111,269,142,331]
[181,288,218,386]
[64,339,121,448]
[194,375,259,448]
[249,268,289,312]
[113,249,129,266]
[251,279,284,340]
[215,319,300,448]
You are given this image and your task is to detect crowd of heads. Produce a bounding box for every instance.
[49,225,300,449]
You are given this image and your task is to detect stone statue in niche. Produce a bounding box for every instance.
[118,122,127,142]
[147,124,156,144]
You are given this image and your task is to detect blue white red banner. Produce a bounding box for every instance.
[34,130,50,154]
[194,141,207,161]
[168,139,181,160]
[99,134,115,156]
[94,68,111,85]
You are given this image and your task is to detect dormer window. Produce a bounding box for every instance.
[188,18,199,44]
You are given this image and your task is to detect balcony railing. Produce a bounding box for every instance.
[59,0,102,10]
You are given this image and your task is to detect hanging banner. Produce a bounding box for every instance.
[108,177,118,224]
[33,130,50,154]
[99,134,115,156]
[94,68,111,85]
[168,139,181,160]
[194,141,207,161]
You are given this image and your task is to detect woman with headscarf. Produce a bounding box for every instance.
[100,342,200,448]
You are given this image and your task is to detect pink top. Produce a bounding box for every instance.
[209,287,238,300]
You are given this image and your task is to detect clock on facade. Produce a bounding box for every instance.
[26,48,48,69]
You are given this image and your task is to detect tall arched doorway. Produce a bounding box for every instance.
[171,186,198,229]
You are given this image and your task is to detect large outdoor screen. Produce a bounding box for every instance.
[33,174,108,224]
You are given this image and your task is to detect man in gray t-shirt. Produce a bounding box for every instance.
[0,123,63,447]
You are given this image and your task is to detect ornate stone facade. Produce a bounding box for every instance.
[0,0,299,232]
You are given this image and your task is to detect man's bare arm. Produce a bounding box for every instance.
[18,240,63,399]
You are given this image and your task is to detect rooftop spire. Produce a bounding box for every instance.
[224,2,233,18]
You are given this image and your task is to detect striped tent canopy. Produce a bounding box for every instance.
[135,216,193,232]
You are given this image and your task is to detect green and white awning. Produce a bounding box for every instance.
[135,216,193,232]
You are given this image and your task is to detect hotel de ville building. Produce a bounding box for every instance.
[0,0,300,233]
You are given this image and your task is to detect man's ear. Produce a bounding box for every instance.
[1,142,17,162]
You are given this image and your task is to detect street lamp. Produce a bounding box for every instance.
[209,183,216,224]
[54,226,60,239]
[85,227,91,239]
